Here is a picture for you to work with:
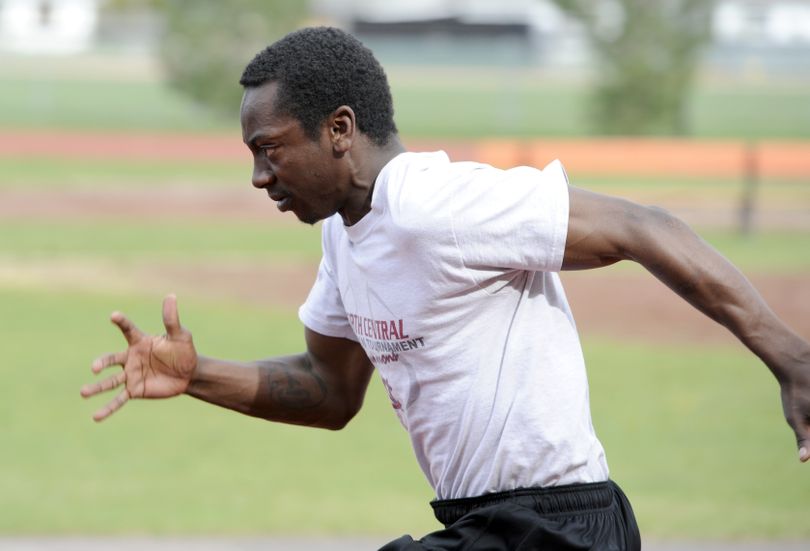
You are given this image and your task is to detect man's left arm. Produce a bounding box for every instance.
[562,186,810,462]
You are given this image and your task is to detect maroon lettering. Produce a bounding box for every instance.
[347,313,411,342]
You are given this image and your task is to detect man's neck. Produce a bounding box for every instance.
[340,136,406,226]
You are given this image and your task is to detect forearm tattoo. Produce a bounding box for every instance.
[257,359,328,410]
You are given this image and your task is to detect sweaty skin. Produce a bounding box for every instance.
[82,83,810,462]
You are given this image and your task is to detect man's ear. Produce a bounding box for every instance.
[329,105,356,153]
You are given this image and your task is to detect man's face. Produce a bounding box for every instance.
[240,82,348,225]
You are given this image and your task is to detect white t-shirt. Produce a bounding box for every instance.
[299,151,609,500]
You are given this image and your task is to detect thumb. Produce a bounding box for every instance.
[162,293,183,338]
[791,412,809,462]
[781,378,810,463]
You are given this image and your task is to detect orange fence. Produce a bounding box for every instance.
[2,130,809,180]
[410,138,810,180]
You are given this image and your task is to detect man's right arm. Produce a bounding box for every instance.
[187,328,374,430]
[82,295,373,430]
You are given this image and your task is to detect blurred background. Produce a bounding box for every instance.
[1,0,808,547]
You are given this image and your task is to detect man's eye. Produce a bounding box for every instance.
[261,145,277,158]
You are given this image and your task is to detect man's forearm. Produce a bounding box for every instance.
[633,210,809,379]
[640,216,810,461]
[185,354,343,429]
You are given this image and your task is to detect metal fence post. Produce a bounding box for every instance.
[739,141,759,236]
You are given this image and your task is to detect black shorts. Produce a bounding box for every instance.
[379,480,640,551]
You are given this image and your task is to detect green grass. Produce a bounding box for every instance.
[0,288,434,534]
[690,83,810,140]
[0,287,807,537]
[0,220,322,261]
[0,157,247,189]
[0,78,237,133]
[390,75,588,138]
[2,219,806,273]
[699,230,810,272]
[586,338,810,538]
[2,68,810,139]
[577,229,810,274]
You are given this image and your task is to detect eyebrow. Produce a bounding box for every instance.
[245,130,284,149]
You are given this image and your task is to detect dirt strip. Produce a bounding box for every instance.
[1,257,807,346]
[562,271,810,345]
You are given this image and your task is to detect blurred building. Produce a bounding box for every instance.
[313,0,585,68]
[0,0,98,54]
[710,0,810,75]
[1,0,809,76]
[313,0,810,75]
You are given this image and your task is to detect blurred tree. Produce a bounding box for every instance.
[103,0,309,117]
[549,0,715,135]
[159,0,309,116]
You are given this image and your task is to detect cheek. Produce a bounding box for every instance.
[307,163,340,194]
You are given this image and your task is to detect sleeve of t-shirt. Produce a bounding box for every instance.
[297,223,358,341]
[450,159,570,274]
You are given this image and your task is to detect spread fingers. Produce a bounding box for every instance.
[91,351,127,374]
[81,371,126,399]
[110,311,145,345]
[92,389,130,422]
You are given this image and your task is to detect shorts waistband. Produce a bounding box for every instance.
[430,481,614,527]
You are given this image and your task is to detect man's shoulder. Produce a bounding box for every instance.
[384,152,496,203]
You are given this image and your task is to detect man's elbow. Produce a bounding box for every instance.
[616,203,696,267]
[320,398,365,431]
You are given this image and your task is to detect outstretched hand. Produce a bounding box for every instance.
[779,359,810,463]
[81,294,198,422]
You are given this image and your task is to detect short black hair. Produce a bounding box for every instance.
[240,26,397,146]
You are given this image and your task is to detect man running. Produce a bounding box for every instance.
[82,27,809,550]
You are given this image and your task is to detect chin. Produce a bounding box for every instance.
[295,210,323,226]
[295,203,339,226]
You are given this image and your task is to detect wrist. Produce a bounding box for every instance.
[184,354,210,396]
[764,336,810,384]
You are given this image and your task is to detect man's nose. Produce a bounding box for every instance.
[252,165,274,189]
